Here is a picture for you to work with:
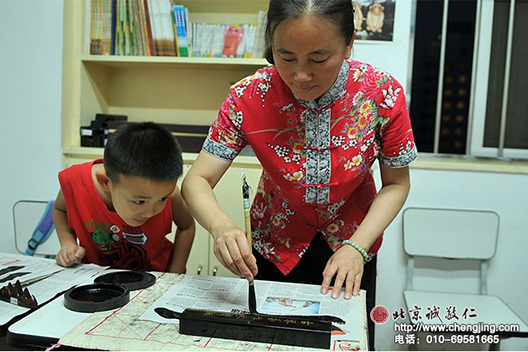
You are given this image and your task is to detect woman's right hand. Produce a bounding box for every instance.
[56,244,86,267]
[181,151,259,281]
[212,225,258,281]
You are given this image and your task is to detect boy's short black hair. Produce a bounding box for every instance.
[104,122,183,184]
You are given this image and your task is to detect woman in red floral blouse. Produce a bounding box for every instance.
[182,0,416,346]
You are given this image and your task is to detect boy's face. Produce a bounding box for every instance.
[108,174,177,227]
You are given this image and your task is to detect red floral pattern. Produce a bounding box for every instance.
[204,60,417,275]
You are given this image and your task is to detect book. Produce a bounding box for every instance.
[88,1,265,58]
[131,0,144,55]
[252,11,267,58]
[212,24,226,57]
[147,0,160,55]
[110,0,117,54]
[123,0,131,55]
[173,4,189,57]
[115,0,124,55]
[184,6,192,57]
[160,0,176,56]
[142,0,155,55]
[172,4,180,56]
[223,24,244,58]
[100,0,112,55]
[90,0,101,54]
[126,0,138,55]
[187,21,263,58]
[237,23,257,58]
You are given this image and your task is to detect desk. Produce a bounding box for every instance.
[7,273,368,351]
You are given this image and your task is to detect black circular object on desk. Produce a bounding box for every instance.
[64,283,130,313]
[93,270,156,291]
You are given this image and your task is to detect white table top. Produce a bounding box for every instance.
[7,292,90,348]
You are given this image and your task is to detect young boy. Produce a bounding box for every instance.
[53,122,195,273]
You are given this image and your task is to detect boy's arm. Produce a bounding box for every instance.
[168,186,195,274]
[53,190,86,267]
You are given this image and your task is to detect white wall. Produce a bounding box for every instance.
[353,0,413,92]
[374,165,528,351]
[0,0,64,254]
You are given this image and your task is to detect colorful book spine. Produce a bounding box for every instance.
[132,0,144,55]
[161,0,176,56]
[252,11,267,58]
[172,5,180,56]
[90,0,101,54]
[110,0,117,55]
[89,1,265,58]
[100,0,111,55]
[184,6,192,57]
[116,0,124,55]
[174,5,188,57]
[127,0,137,56]
[142,0,156,55]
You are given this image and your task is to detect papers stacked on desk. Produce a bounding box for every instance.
[0,253,108,327]
[0,253,62,286]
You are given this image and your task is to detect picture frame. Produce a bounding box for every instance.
[353,0,396,42]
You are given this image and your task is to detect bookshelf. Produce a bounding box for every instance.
[62,0,269,152]
[61,0,267,277]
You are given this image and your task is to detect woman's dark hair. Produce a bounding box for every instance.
[264,0,356,64]
[104,122,183,184]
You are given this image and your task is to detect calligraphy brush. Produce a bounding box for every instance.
[241,168,257,314]
[153,170,343,348]
[238,169,344,323]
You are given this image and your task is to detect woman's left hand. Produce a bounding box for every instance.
[321,245,364,299]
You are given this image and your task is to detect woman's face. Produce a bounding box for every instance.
[272,15,354,101]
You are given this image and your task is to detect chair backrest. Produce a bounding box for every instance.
[402,207,499,259]
[13,200,61,258]
[402,207,500,294]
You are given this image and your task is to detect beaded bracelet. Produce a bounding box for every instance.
[342,240,368,261]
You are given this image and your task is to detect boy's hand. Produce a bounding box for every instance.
[56,244,86,267]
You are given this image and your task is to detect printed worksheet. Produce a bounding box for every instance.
[0,253,62,286]
[140,275,364,342]
[58,273,367,351]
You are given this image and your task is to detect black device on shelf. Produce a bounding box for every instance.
[106,121,210,154]
[80,114,128,147]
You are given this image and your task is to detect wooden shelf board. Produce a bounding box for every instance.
[81,55,269,69]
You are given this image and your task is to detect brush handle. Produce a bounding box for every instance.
[241,172,257,313]
[242,175,253,249]
[241,170,252,247]
[244,196,257,313]
[244,206,252,247]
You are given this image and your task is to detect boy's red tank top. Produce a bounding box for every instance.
[59,159,173,271]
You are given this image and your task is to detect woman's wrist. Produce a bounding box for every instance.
[342,240,368,261]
